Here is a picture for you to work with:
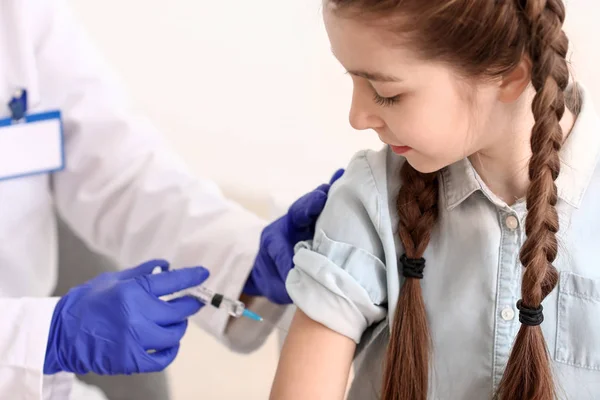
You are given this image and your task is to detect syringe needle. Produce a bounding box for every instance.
[242,309,263,321]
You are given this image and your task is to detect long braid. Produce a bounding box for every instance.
[381,164,439,400]
[495,1,569,399]
[327,0,572,398]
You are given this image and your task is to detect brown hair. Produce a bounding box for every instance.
[327,0,571,399]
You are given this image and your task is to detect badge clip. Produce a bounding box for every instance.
[8,89,28,123]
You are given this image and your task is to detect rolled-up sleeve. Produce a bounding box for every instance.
[286,151,388,343]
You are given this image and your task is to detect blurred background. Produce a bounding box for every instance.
[63,1,599,399]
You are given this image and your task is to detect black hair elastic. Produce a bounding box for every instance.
[400,254,426,279]
[516,299,544,326]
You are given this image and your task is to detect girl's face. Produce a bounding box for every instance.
[324,8,506,173]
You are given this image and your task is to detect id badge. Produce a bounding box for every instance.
[0,89,65,181]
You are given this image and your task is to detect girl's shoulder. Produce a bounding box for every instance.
[312,145,405,261]
[341,145,407,207]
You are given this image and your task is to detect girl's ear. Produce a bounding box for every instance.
[498,58,532,103]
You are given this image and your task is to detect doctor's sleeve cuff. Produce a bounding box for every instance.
[206,254,288,355]
[187,216,286,354]
[223,296,288,354]
[0,297,74,400]
[188,241,268,353]
[287,231,387,344]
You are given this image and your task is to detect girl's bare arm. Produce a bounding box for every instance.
[270,309,356,400]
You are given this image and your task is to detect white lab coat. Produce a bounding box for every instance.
[0,1,285,399]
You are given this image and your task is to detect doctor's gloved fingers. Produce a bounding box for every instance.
[330,168,345,185]
[262,261,293,305]
[314,169,344,194]
[150,296,204,325]
[138,320,189,351]
[271,288,293,305]
[144,345,181,373]
[288,190,328,229]
[315,183,330,194]
[242,270,264,297]
[117,259,170,281]
[263,265,293,305]
[136,266,210,297]
[272,244,294,280]
[309,169,344,197]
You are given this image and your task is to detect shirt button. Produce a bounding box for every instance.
[501,307,515,321]
[505,215,519,230]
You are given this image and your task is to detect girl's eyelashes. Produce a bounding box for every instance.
[373,92,401,107]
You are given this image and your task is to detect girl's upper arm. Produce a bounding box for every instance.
[270,309,356,400]
[273,150,390,398]
[286,151,389,342]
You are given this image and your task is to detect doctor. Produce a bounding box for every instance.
[0,0,341,399]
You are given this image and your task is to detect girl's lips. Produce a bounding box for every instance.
[390,145,412,155]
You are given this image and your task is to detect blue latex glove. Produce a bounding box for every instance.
[44,259,209,375]
[244,169,345,304]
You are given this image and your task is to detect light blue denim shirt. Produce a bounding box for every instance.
[287,85,600,400]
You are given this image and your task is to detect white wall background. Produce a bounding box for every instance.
[68,0,383,210]
[67,1,599,399]
[67,0,600,206]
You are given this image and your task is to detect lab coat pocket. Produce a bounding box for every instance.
[555,271,600,370]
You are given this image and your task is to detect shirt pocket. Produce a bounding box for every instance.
[555,271,600,370]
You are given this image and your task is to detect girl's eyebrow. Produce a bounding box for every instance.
[347,69,403,82]
[331,48,403,82]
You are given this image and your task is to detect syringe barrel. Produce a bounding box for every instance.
[181,285,215,305]
[180,286,245,318]
[219,297,245,318]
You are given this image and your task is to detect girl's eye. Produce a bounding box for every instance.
[373,93,401,107]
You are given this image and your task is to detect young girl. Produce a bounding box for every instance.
[270,1,600,399]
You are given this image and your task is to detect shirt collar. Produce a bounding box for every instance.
[441,83,600,211]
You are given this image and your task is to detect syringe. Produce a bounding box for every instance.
[178,285,263,322]
[151,267,263,321]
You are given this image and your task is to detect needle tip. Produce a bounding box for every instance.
[242,309,263,322]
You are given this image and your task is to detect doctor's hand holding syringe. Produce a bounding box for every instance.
[44,170,343,377]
